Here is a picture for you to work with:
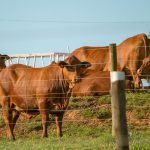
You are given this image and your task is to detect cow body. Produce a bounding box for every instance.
[72,70,134,97]
[0,56,90,140]
[65,33,150,88]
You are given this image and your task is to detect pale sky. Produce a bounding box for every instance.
[0,0,150,55]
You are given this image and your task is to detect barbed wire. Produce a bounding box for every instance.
[0,102,149,112]
[4,60,150,67]
[1,19,150,24]
[0,118,149,125]
[0,89,149,98]
[1,62,150,73]
[0,77,149,85]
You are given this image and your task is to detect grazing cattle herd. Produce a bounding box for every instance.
[0,33,150,140]
[65,33,150,88]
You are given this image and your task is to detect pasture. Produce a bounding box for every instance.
[0,92,149,149]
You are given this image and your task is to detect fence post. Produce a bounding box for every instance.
[109,43,117,137]
[109,43,117,71]
[109,44,129,150]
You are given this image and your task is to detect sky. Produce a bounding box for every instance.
[0,0,150,55]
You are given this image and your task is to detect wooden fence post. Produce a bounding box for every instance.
[109,44,129,150]
[109,43,117,71]
[109,43,117,137]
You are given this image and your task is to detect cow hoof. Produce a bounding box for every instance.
[8,136,15,141]
[42,134,48,138]
[58,134,63,137]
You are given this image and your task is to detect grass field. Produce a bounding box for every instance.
[0,92,150,150]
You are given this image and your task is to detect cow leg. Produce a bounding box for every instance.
[55,112,64,137]
[38,100,49,138]
[134,75,141,89]
[11,110,20,131]
[2,98,15,140]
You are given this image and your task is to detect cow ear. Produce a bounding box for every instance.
[67,55,80,65]
[80,61,91,68]
[58,61,68,68]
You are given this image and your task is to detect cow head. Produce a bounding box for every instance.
[136,56,150,88]
[0,54,10,69]
[58,55,91,88]
[137,56,150,77]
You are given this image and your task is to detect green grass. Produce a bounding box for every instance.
[0,136,115,150]
[81,108,111,119]
[0,125,149,150]
[0,92,149,149]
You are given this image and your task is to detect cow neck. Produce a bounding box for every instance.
[57,68,72,110]
[60,68,69,94]
[60,67,73,95]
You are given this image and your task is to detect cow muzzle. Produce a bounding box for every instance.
[74,76,81,83]
[69,77,81,88]
[137,69,142,75]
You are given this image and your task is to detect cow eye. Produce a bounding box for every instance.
[67,66,75,71]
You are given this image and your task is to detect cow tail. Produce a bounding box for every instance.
[143,34,149,57]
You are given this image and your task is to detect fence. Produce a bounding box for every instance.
[0,49,150,149]
[5,52,70,67]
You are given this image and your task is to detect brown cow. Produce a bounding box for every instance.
[137,56,150,83]
[0,55,37,120]
[0,56,91,140]
[72,70,134,97]
[65,33,150,88]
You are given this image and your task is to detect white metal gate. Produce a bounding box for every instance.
[6,52,70,67]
